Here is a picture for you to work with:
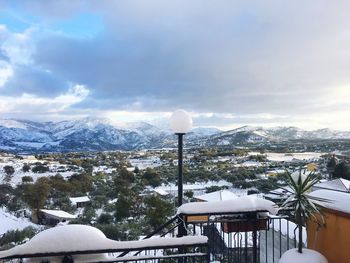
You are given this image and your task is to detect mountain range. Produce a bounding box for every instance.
[0,118,349,152]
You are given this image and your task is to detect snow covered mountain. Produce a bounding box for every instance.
[0,118,219,152]
[205,126,350,146]
[0,119,349,152]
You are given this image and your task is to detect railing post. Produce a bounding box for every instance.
[253,212,258,263]
[178,214,185,263]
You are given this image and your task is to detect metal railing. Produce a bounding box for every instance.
[182,213,300,263]
[115,211,300,263]
[115,212,300,263]
[0,214,299,263]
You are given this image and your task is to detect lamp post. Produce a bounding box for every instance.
[170,110,192,237]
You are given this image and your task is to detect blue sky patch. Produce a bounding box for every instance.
[52,13,104,38]
[0,9,39,32]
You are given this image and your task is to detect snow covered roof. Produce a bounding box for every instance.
[69,196,90,205]
[309,189,350,214]
[40,209,77,219]
[0,225,208,259]
[153,188,169,196]
[264,186,292,200]
[177,195,278,215]
[314,178,350,192]
[108,198,118,204]
[195,190,238,202]
[269,186,292,195]
[267,169,286,174]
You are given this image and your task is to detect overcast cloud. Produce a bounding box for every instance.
[0,0,349,130]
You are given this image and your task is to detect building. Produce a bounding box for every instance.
[39,209,77,226]
[194,189,238,202]
[69,196,91,208]
[312,178,350,192]
[308,189,350,263]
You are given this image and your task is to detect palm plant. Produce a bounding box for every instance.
[280,167,328,253]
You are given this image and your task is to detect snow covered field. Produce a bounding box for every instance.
[0,164,76,185]
[248,152,324,162]
[0,155,80,185]
[156,180,249,197]
[0,207,39,235]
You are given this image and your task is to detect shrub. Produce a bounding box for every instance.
[31,164,49,173]
[3,165,15,176]
[22,176,33,183]
[22,164,31,173]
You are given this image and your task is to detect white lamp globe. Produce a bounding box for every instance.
[170,110,193,134]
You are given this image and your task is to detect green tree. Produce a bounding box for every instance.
[184,190,194,199]
[144,195,173,230]
[3,165,15,183]
[3,165,15,176]
[31,164,49,173]
[143,168,161,187]
[0,184,12,206]
[23,177,51,221]
[115,193,134,221]
[97,213,114,224]
[119,167,135,183]
[133,166,140,174]
[113,168,135,193]
[0,227,37,247]
[22,163,31,173]
[21,176,33,184]
[81,206,96,224]
[333,162,350,180]
[327,156,337,169]
[68,172,93,194]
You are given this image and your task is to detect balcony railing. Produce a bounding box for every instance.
[116,212,300,263]
[0,198,300,263]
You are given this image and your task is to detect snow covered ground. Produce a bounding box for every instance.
[0,156,79,185]
[248,152,324,162]
[234,161,262,167]
[0,207,39,235]
[0,167,76,186]
[93,165,116,174]
[156,180,248,197]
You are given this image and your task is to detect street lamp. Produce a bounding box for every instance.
[170,110,192,238]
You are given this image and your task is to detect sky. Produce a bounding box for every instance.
[0,0,349,131]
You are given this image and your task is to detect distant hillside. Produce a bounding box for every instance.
[205,126,350,146]
[0,118,349,152]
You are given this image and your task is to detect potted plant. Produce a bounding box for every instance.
[279,167,328,263]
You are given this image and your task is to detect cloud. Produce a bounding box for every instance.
[1,27,36,65]
[0,60,13,87]
[1,64,70,97]
[0,0,88,21]
[31,2,350,113]
[0,1,350,129]
[0,84,90,120]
